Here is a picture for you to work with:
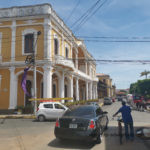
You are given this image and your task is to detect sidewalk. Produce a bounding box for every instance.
[0,114,36,119]
[0,101,104,119]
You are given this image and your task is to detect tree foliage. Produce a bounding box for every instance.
[140,70,150,79]
[130,79,150,98]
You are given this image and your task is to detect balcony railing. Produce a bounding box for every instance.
[54,55,74,70]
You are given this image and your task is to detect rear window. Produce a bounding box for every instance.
[64,106,95,117]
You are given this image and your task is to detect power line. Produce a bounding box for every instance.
[70,0,102,29]
[73,0,107,33]
[64,0,80,24]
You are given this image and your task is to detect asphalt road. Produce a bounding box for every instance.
[0,101,150,150]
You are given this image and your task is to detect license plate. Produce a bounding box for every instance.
[69,124,77,128]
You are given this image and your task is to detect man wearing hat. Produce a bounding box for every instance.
[113,101,134,141]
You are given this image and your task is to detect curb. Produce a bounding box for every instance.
[0,115,36,119]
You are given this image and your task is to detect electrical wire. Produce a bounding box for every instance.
[73,0,107,33]
[64,0,80,24]
[70,0,102,29]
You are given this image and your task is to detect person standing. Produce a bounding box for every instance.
[113,101,134,141]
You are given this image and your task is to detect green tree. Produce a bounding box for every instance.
[140,70,150,79]
[130,79,150,99]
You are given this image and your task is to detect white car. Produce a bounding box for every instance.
[104,97,112,105]
[36,102,69,121]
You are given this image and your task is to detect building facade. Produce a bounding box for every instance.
[0,4,98,110]
[97,73,115,98]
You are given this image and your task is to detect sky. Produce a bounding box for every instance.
[1,0,150,89]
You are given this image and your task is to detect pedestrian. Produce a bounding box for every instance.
[136,101,140,111]
[113,101,134,141]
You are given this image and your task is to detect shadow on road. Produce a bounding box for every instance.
[103,125,150,150]
[48,138,94,149]
[48,125,150,150]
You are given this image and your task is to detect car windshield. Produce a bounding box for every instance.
[104,98,110,100]
[64,106,95,117]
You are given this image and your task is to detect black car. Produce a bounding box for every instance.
[54,105,108,144]
[86,101,99,107]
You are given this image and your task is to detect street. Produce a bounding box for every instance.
[0,101,150,150]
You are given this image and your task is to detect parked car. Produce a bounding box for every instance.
[104,97,112,105]
[36,102,69,121]
[54,105,108,144]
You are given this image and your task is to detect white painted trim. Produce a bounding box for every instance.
[9,67,17,109]
[44,18,51,60]
[22,28,38,55]
[11,20,16,62]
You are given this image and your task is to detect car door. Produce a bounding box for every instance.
[43,103,55,119]
[54,103,66,118]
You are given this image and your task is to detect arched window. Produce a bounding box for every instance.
[54,38,59,55]
[24,33,34,53]
[65,47,69,58]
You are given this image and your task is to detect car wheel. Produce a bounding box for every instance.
[38,115,45,122]
[96,127,102,144]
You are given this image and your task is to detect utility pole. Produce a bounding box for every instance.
[33,31,41,114]
[25,31,41,114]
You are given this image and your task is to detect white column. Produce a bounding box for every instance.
[76,78,79,100]
[60,71,64,98]
[44,18,51,60]
[60,71,64,103]
[43,65,52,98]
[9,67,17,109]
[96,83,98,99]
[11,20,16,62]
[90,82,93,99]
[70,75,73,102]
[86,82,88,100]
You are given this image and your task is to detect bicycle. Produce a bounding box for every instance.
[113,116,123,144]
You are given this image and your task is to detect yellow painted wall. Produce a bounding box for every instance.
[0,69,10,109]
[0,21,11,26]
[51,28,62,58]
[15,25,44,61]
[0,28,12,62]
[17,68,43,106]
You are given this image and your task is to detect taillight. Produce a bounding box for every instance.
[55,119,60,128]
[88,120,95,129]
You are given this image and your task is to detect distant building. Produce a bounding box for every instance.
[96,73,115,98]
[0,4,98,110]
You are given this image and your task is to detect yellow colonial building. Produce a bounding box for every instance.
[0,4,98,110]
[97,73,115,98]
